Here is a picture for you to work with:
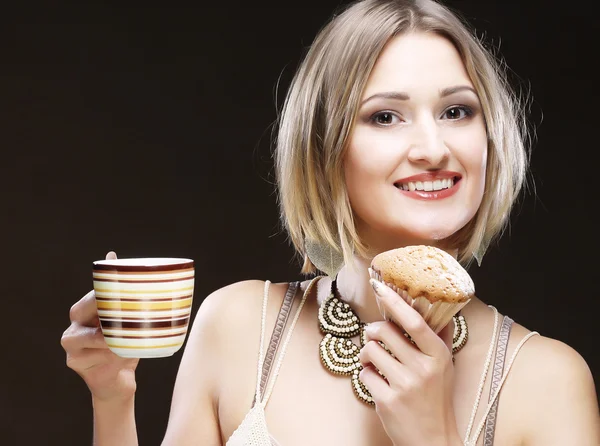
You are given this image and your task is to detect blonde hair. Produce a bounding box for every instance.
[274,0,530,273]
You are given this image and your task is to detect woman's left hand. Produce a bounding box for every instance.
[358,279,462,446]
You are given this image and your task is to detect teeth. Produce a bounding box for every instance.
[400,177,455,191]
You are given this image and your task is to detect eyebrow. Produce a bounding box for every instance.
[360,85,478,106]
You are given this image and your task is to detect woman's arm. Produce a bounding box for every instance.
[161,280,268,446]
[92,397,137,445]
[520,336,600,445]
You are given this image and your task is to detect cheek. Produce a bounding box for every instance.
[470,139,487,191]
[343,149,369,207]
[344,134,391,193]
[447,125,487,180]
[343,146,385,221]
[464,139,487,212]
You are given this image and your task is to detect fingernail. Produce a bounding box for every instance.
[363,322,380,342]
[369,278,383,295]
[364,321,382,333]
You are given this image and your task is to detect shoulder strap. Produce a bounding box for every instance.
[261,277,319,406]
[252,281,299,407]
[466,328,540,446]
[483,315,513,446]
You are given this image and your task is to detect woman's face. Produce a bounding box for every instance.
[344,32,487,254]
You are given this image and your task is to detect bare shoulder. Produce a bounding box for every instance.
[191,279,291,353]
[196,279,275,324]
[509,323,595,394]
[505,322,600,445]
[190,279,295,390]
[164,279,293,444]
[515,327,591,371]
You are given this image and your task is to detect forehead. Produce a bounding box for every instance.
[362,32,473,98]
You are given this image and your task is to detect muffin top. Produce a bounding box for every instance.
[370,245,474,303]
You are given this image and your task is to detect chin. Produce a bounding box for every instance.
[426,230,454,241]
[380,226,465,251]
[402,220,464,242]
[359,212,475,251]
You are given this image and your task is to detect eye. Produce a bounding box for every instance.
[441,106,473,120]
[370,111,400,126]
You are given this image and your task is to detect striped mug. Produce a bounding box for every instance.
[92,258,194,358]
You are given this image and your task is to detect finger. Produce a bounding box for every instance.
[61,324,109,353]
[106,251,117,260]
[358,365,389,404]
[438,317,454,354]
[69,290,100,327]
[66,348,121,373]
[364,321,420,363]
[359,340,404,388]
[370,279,446,357]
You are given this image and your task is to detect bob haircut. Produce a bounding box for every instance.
[274,0,530,273]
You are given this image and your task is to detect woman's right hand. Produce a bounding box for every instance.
[61,251,140,403]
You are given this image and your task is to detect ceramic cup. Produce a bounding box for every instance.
[92,257,194,358]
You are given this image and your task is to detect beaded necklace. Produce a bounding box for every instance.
[318,280,468,405]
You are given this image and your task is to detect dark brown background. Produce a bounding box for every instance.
[1,1,597,444]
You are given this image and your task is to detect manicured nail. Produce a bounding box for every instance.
[370,278,383,295]
[363,322,380,341]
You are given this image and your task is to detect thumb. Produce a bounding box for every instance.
[438,317,455,353]
[105,251,118,260]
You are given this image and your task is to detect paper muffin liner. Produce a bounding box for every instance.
[369,268,469,334]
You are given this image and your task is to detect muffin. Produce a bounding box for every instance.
[369,245,474,334]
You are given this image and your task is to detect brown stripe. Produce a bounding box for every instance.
[103,332,186,340]
[93,264,194,273]
[92,275,193,284]
[100,318,189,329]
[95,294,193,303]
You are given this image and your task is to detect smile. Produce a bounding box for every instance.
[395,177,456,192]
[394,175,461,200]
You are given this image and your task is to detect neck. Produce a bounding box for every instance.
[315,255,382,324]
[317,247,462,324]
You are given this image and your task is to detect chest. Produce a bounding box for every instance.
[218,318,522,446]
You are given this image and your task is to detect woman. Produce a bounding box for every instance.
[61,0,599,445]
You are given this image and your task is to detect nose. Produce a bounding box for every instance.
[406,117,449,167]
